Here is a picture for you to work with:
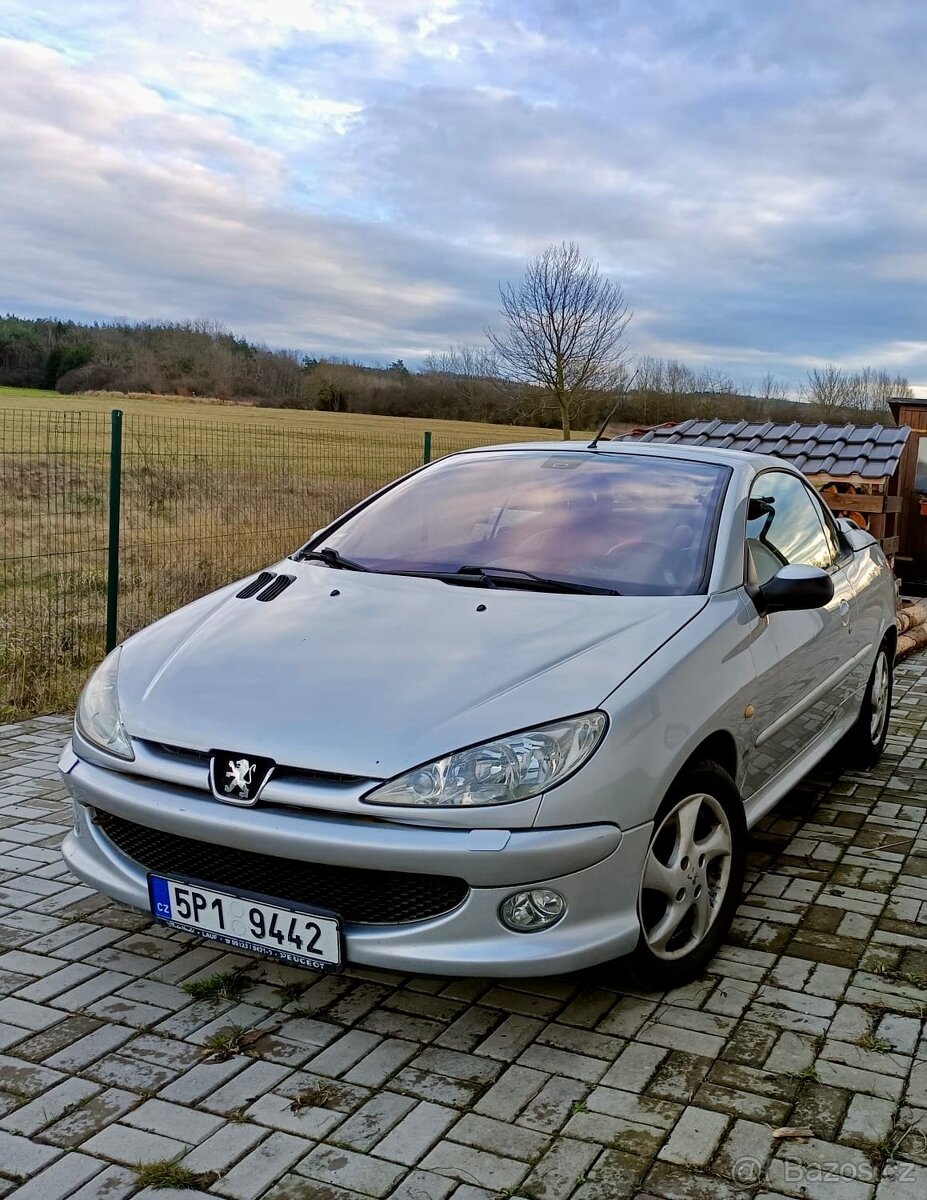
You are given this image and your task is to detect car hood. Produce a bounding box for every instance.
[118,562,707,779]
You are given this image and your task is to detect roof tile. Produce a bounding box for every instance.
[624,419,910,480]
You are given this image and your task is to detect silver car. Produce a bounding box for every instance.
[60,441,896,987]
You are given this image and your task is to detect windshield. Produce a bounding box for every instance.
[311,449,730,596]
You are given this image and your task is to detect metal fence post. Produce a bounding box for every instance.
[105,409,123,652]
[423,430,432,464]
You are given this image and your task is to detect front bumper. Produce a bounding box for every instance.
[60,747,650,976]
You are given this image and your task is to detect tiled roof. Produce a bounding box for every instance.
[624,419,911,480]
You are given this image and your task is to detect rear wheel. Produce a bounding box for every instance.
[627,761,746,989]
[838,640,893,768]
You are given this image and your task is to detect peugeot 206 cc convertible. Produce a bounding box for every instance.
[60,440,896,987]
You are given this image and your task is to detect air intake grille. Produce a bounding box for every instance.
[94,811,469,925]
[236,571,275,599]
[256,574,295,602]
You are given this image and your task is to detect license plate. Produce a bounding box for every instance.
[148,873,342,972]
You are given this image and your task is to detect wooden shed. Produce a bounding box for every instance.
[624,418,914,565]
[889,396,927,585]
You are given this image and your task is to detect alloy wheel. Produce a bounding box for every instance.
[639,792,733,961]
[869,651,890,743]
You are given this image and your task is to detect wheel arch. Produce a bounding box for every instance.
[679,729,738,785]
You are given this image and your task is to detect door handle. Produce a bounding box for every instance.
[839,600,851,627]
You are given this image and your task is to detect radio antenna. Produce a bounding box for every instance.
[588,368,639,449]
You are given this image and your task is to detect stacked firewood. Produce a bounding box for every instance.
[896,600,927,659]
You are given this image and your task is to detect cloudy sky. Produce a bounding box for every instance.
[2,1,926,387]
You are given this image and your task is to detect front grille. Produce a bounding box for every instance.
[148,743,369,788]
[94,811,469,925]
[153,743,209,766]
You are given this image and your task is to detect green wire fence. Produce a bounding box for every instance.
[1,408,559,718]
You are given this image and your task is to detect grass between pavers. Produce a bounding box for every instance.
[132,1158,218,1190]
[870,1118,927,1168]
[289,1081,337,1113]
[872,962,927,991]
[180,968,254,1004]
[859,1033,895,1053]
[275,981,310,1006]
[201,1022,282,1061]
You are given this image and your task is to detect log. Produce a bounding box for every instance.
[897,622,927,660]
[897,601,927,634]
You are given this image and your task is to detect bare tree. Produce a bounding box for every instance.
[689,368,735,419]
[420,344,514,422]
[422,344,499,380]
[754,371,791,405]
[634,355,666,425]
[802,363,912,420]
[487,242,631,438]
[878,370,913,413]
[801,364,851,416]
[847,366,912,417]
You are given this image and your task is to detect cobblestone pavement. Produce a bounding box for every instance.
[1,663,926,1200]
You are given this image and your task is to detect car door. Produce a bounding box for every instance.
[808,490,874,717]
[740,469,856,795]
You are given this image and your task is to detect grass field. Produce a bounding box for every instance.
[2,390,593,718]
[0,388,581,443]
[0,386,64,399]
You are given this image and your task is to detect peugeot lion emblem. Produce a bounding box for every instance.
[209,750,274,806]
[225,757,255,799]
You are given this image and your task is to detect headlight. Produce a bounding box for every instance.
[363,712,607,808]
[76,647,134,761]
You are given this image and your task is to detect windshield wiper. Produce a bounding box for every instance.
[457,565,620,596]
[296,547,371,572]
[294,554,617,593]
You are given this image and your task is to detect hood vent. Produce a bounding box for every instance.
[256,574,295,603]
[236,571,275,599]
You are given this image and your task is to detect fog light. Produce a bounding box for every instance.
[500,889,566,932]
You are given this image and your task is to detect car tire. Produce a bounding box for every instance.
[626,760,747,990]
[838,639,894,769]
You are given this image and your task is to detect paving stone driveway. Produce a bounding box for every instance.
[1,662,926,1200]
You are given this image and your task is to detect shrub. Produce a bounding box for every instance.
[55,363,129,394]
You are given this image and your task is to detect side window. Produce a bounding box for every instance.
[812,494,845,564]
[746,472,835,585]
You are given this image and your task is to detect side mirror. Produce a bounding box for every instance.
[835,517,858,535]
[760,564,834,615]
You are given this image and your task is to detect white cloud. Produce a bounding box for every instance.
[0,37,495,357]
[2,1,926,383]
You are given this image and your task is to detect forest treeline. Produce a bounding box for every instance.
[0,314,912,429]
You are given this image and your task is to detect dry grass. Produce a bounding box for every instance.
[0,388,581,443]
[1,391,588,719]
[0,386,63,399]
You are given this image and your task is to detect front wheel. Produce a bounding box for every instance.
[626,761,746,990]
[838,640,893,768]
